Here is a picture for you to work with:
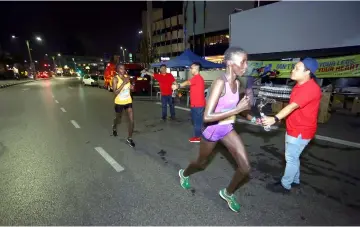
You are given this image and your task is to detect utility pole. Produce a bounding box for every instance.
[52,56,56,74]
[147,1,153,49]
[147,1,153,100]
[25,40,35,79]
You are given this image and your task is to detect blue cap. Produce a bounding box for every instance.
[301,57,319,77]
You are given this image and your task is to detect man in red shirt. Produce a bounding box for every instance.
[143,64,176,120]
[262,57,321,193]
[172,62,205,143]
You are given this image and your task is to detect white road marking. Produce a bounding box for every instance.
[55,100,59,104]
[68,86,73,89]
[60,107,67,112]
[94,147,125,172]
[154,102,360,149]
[22,88,30,91]
[314,135,360,149]
[70,120,80,128]
[52,95,55,98]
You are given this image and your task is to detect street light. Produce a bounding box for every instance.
[58,53,61,56]
[45,54,48,56]
[24,36,42,78]
[11,35,16,39]
[120,46,125,63]
[138,30,143,34]
[34,60,38,63]
[72,58,77,71]
[124,49,127,62]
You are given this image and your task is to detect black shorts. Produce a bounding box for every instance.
[114,103,133,113]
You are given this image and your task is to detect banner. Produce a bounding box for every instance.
[248,55,360,78]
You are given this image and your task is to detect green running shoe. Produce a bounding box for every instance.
[178,169,191,189]
[219,188,241,213]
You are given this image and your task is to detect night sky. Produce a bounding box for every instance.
[0,1,183,60]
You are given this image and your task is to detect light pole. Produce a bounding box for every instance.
[12,35,42,78]
[57,53,63,76]
[25,40,33,63]
[51,56,56,74]
[124,48,127,63]
[24,36,42,79]
[120,46,126,63]
[72,57,77,71]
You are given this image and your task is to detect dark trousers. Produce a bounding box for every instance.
[191,107,204,137]
[161,95,175,119]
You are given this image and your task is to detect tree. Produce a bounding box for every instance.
[139,36,158,67]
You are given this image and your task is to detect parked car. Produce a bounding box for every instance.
[97,75,105,88]
[82,74,98,86]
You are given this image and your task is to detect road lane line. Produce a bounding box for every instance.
[55,100,59,103]
[94,147,125,172]
[70,120,80,128]
[154,102,360,149]
[68,86,73,89]
[60,107,67,112]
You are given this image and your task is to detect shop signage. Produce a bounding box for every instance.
[248,55,360,78]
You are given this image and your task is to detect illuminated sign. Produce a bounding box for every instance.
[161,57,170,61]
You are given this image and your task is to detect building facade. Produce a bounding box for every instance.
[230,1,360,59]
[152,13,185,59]
[184,1,278,62]
[139,8,185,62]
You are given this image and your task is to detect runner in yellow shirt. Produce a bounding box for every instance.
[112,63,135,147]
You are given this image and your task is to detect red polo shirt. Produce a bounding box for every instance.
[286,79,321,139]
[189,74,206,107]
[154,73,175,96]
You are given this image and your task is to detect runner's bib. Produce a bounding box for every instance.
[118,86,130,101]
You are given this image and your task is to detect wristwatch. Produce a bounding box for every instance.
[274,115,280,123]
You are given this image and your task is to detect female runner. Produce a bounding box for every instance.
[178,47,252,213]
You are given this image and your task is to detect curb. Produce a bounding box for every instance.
[0,80,35,89]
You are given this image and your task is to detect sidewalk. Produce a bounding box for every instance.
[132,100,360,225]
[142,95,360,147]
[0,79,34,88]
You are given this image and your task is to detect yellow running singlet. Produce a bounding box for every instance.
[114,75,132,105]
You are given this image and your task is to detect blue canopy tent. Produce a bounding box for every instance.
[150,49,225,69]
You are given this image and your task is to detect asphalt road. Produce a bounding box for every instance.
[0,78,359,225]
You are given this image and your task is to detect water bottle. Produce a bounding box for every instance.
[172,88,177,98]
[260,112,271,131]
[172,83,177,98]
